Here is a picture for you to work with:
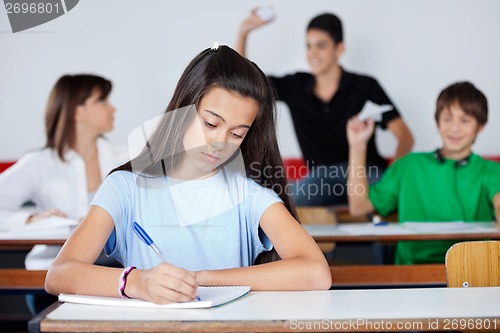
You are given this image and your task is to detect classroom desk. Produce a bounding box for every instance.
[0,239,63,250]
[30,287,500,332]
[0,223,493,291]
[0,264,447,292]
[0,230,67,249]
[1,222,499,248]
[0,269,47,292]
[304,222,500,243]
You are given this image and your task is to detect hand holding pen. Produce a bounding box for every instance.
[372,215,389,226]
[133,222,201,302]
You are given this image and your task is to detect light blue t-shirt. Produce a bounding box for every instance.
[91,169,282,271]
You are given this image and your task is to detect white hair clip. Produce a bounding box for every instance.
[210,41,226,51]
[211,41,220,51]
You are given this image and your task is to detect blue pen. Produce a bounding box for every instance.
[372,215,389,226]
[133,221,170,263]
[373,221,389,226]
[133,221,201,301]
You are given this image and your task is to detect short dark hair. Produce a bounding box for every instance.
[307,13,343,44]
[45,74,112,160]
[435,81,488,126]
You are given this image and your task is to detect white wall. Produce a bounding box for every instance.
[1,0,499,160]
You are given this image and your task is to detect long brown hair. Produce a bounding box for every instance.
[45,74,112,160]
[113,46,297,264]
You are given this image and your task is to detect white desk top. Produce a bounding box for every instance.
[47,287,500,321]
[0,229,70,240]
[304,222,500,242]
[2,222,498,243]
[0,216,76,239]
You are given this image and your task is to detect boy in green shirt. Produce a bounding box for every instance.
[347,81,500,264]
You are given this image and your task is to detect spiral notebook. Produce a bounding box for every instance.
[59,286,251,309]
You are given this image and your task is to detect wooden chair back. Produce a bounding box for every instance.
[297,206,337,253]
[445,240,500,287]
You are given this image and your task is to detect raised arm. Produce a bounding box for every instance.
[347,117,376,216]
[387,117,414,160]
[236,10,273,57]
[196,202,332,290]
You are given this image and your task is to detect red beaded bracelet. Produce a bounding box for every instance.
[119,266,136,299]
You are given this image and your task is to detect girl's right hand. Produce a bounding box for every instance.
[127,263,199,304]
[240,8,274,34]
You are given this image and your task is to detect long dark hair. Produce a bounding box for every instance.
[45,74,112,160]
[113,45,298,263]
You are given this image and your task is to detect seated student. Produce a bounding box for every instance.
[0,74,124,313]
[347,81,500,265]
[45,44,332,303]
[237,11,414,206]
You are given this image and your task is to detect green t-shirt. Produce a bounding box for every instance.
[368,152,500,265]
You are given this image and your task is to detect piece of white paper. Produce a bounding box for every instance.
[256,6,274,21]
[358,100,393,121]
[336,223,415,236]
[401,222,494,233]
[0,216,77,240]
[10,216,78,233]
[59,286,251,309]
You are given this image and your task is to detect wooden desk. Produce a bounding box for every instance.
[0,269,47,292]
[2,222,499,247]
[0,231,68,249]
[0,239,64,250]
[30,287,500,332]
[0,223,490,292]
[0,264,447,293]
[0,233,65,294]
[330,264,446,288]
[304,222,500,243]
